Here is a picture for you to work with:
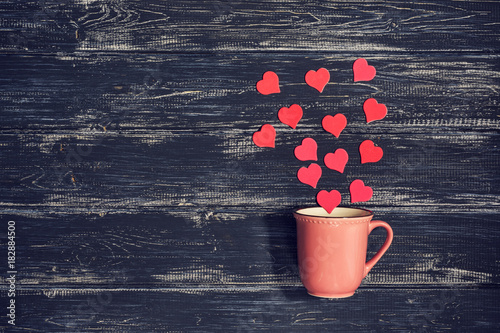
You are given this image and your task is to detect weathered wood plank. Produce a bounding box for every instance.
[2,288,499,332]
[0,53,498,216]
[1,0,499,53]
[1,211,498,288]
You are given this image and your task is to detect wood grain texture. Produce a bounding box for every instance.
[1,0,499,53]
[0,0,499,331]
[3,288,500,332]
[0,54,498,215]
[3,212,498,289]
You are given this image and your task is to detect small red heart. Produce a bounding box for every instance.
[278,104,303,129]
[324,148,349,173]
[256,71,280,95]
[359,140,383,164]
[294,138,318,161]
[363,98,387,123]
[297,163,322,188]
[349,179,373,203]
[316,190,342,214]
[252,124,276,148]
[305,68,330,93]
[322,114,347,138]
[353,58,376,82]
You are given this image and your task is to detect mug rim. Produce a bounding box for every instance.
[293,206,374,219]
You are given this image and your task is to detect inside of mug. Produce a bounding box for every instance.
[295,207,372,218]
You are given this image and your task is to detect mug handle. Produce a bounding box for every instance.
[364,220,393,278]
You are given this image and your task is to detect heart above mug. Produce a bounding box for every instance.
[350,179,373,203]
[252,124,276,148]
[322,114,347,138]
[278,104,303,129]
[297,163,322,188]
[359,140,383,164]
[353,58,376,82]
[256,71,280,95]
[363,98,387,123]
[324,148,349,173]
[305,68,330,93]
[294,137,318,161]
[316,190,342,214]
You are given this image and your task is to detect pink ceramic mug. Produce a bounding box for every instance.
[293,207,393,298]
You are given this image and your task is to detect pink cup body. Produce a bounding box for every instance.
[293,207,393,298]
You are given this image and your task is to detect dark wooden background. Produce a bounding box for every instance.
[1,0,499,332]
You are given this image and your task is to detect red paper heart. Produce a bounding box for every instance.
[297,163,322,188]
[256,71,280,95]
[305,68,330,93]
[359,140,383,164]
[324,148,349,173]
[294,138,318,161]
[278,104,303,129]
[316,190,342,214]
[252,124,276,148]
[363,98,387,123]
[322,114,347,138]
[349,179,373,203]
[353,58,376,82]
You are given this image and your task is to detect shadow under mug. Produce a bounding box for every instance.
[293,207,393,298]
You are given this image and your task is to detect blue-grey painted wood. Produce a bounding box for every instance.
[0,0,499,332]
[2,211,499,288]
[7,288,500,332]
[0,54,498,215]
[1,0,499,53]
